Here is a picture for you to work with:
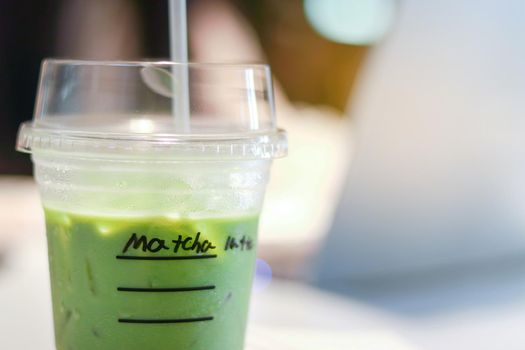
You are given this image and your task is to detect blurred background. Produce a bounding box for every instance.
[2,0,525,349]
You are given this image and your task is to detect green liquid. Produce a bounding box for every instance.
[45,208,259,350]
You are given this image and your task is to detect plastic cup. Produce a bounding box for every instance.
[16,59,287,350]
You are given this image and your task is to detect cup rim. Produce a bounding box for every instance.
[17,121,288,160]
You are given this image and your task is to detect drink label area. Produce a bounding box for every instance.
[115,230,255,325]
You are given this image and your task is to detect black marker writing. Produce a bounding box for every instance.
[172,232,216,254]
[122,233,169,253]
[225,235,253,251]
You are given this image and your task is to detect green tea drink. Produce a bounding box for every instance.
[46,209,258,350]
[16,60,287,350]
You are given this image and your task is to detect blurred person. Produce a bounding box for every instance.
[0,0,364,176]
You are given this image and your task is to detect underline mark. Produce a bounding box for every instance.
[118,316,214,324]
[116,255,217,260]
[117,285,216,292]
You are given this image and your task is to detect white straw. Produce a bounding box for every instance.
[168,0,190,132]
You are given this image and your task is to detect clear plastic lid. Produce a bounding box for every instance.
[17,59,287,160]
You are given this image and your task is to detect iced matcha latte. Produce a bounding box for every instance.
[16,60,287,350]
[46,209,258,350]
